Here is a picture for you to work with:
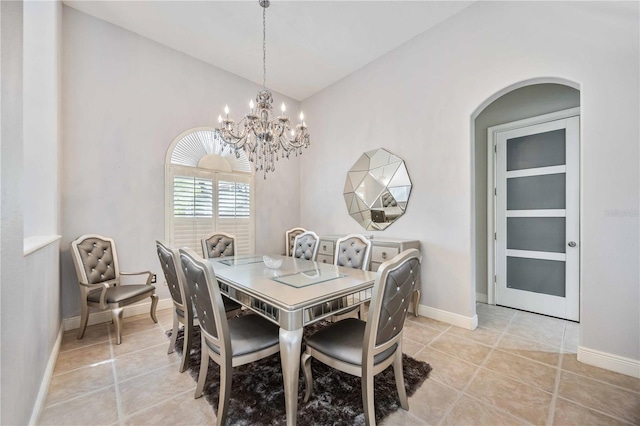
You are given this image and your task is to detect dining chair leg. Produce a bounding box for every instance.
[393,348,409,410]
[216,359,232,426]
[301,351,313,402]
[362,372,376,426]
[195,336,209,399]
[412,289,420,318]
[77,302,89,339]
[168,310,179,355]
[180,315,193,373]
[112,307,124,345]
[150,294,159,323]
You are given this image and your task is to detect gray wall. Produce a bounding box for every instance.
[301,1,639,361]
[1,1,63,424]
[0,2,27,424]
[60,7,302,318]
[474,84,580,297]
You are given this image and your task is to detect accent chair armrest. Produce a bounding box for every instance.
[120,270,154,285]
[79,281,111,309]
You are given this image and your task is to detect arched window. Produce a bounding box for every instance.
[165,128,254,255]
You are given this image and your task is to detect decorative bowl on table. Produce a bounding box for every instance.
[263,256,283,269]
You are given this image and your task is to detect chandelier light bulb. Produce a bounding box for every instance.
[250,99,255,110]
[299,111,304,121]
[218,114,222,123]
[281,102,286,113]
[224,105,229,115]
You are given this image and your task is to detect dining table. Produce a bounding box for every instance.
[207,253,378,426]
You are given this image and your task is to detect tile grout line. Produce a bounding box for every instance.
[546,321,566,426]
[552,395,637,425]
[107,325,126,426]
[434,309,521,425]
[123,387,198,421]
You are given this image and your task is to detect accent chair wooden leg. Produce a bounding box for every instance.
[77,301,89,339]
[301,351,313,403]
[112,307,124,345]
[168,310,178,355]
[150,293,159,323]
[413,289,420,318]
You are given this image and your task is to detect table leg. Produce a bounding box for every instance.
[280,327,303,426]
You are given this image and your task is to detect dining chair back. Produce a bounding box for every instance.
[156,240,196,372]
[285,227,306,256]
[334,234,372,271]
[332,234,372,320]
[292,230,320,261]
[201,231,235,258]
[179,248,281,426]
[301,248,421,425]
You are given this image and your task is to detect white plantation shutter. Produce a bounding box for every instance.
[167,166,254,256]
[172,175,214,255]
[216,174,254,254]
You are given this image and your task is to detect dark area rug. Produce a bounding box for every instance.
[167,320,431,425]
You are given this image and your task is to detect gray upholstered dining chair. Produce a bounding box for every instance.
[292,230,320,261]
[156,240,247,372]
[70,234,158,345]
[301,249,421,426]
[285,227,306,256]
[201,231,235,258]
[201,232,243,317]
[332,233,373,320]
[156,240,195,372]
[178,248,281,426]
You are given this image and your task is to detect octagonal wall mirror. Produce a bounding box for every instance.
[343,148,412,231]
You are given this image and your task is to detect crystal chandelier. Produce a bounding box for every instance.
[216,0,310,179]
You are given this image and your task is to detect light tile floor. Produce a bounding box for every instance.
[38,304,640,425]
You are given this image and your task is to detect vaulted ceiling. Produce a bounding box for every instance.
[64,1,474,100]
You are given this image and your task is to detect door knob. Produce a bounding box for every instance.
[568,241,577,247]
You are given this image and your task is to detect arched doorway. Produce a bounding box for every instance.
[471,79,581,320]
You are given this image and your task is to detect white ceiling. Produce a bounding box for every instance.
[64,1,474,101]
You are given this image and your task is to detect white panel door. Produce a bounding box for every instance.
[495,115,580,320]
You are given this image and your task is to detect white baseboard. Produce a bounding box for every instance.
[476,292,488,304]
[29,324,64,426]
[577,346,640,378]
[62,298,173,331]
[418,304,478,330]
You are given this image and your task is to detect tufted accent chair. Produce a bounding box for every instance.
[285,227,306,256]
[332,234,372,321]
[201,231,235,258]
[70,234,158,345]
[301,249,421,425]
[292,231,320,261]
[179,248,281,426]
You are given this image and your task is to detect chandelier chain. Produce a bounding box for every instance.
[263,5,266,89]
